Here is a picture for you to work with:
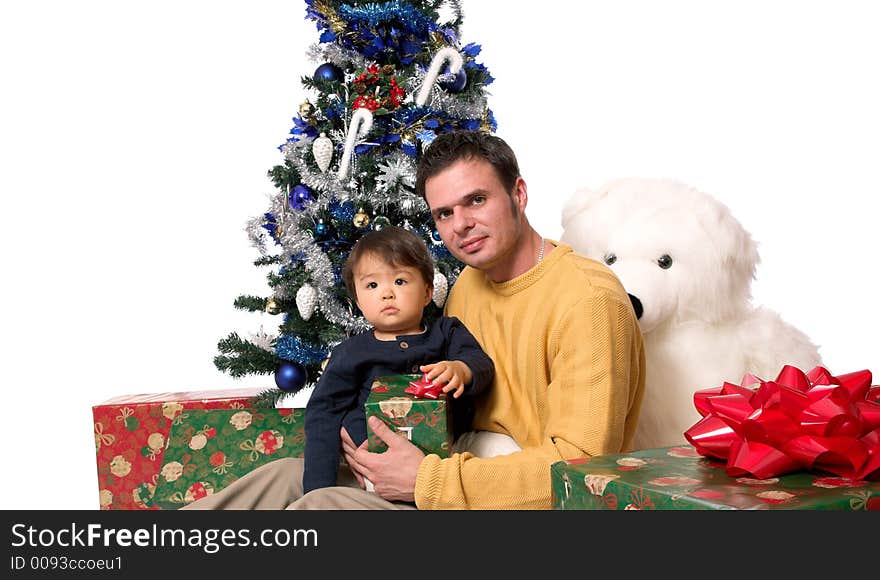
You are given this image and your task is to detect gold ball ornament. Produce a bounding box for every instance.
[299,100,314,118]
[353,209,370,228]
[265,298,281,315]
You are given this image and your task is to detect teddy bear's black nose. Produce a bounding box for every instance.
[627,293,643,319]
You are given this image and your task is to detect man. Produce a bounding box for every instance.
[183,130,644,510]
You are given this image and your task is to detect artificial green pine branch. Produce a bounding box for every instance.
[214,332,278,377]
[268,162,301,191]
[253,255,282,267]
[214,0,496,401]
[233,295,286,313]
[251,387,295,410]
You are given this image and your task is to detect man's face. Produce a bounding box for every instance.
[424,158,526,278]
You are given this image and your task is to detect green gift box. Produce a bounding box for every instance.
[152,407,306,509]
[551,445,880,510]
[364,374,452,458]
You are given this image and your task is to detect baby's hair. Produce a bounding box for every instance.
[342,226,434,299]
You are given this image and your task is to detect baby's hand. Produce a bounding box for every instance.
[419,361,472,398]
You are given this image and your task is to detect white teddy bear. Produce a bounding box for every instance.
[560,178,822,450]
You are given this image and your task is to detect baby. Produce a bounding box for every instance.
[303,226,495,493]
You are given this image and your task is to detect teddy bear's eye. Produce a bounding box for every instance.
[657,254,673,269]
[604,253,617,265]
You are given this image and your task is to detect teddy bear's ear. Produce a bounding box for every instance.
[560,185,608,230]
[702,195,761,306]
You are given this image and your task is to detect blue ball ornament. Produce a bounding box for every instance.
[315,220,329,237]
[430,228,444,245]
[439,67,467,93]
[289,184,313,210]
[314,63,344,83]
[275,360,308,392]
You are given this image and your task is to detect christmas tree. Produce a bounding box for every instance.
[215,0,497,407]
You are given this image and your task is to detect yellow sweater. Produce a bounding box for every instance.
[414,241,645,509]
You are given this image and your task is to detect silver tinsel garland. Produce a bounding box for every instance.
[282,138,352,205]
[406,68,488,119]
[242,181,370,334]
[307,43,368,72]
[280,229,370,333]
[363,187,428,217]
[243,38,491,341]
[367,151,427,215]
[245,214,272,257]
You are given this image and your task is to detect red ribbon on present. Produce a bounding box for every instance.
[404,373,444,400]
[684,365,880,480]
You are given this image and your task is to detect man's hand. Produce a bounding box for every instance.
[340,426,367,488]
[419,360,472,398]
[341,417,425,503]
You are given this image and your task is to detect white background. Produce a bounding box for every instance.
[1,1,877,509]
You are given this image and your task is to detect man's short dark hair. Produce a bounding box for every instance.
[342,226,434,300]
[415,130,521,199]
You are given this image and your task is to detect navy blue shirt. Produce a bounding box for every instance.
[303,316,494,493]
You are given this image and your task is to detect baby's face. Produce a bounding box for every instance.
[353,253,432,340]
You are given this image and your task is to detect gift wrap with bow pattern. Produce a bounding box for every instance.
[364,374,452,457]
[551,445,880,510]
[92,389,260,510]
[152,408,306,509]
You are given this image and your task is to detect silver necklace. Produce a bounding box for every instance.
[537,237,546,263]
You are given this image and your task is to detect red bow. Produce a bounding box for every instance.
[684,365,880,480]
[404,373,444,400]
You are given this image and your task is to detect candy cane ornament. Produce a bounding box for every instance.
[337,107,374,181]
[415,46,464,107]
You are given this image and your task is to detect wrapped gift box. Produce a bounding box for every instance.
[92,388,260,510]
[364,374,452,458]
[551,445,880,510]
[152,407,306,509]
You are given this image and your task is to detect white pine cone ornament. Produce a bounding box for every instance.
[296,284,318,320]
[432,269,448,307]
[312,132,333,173]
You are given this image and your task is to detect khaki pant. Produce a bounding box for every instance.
[180,458,416,510]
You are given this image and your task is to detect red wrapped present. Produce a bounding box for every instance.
[92,388,260,510]
[685,365,880,480]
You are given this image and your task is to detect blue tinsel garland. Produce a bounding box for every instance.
[275,334,328,364]
[337,1,436,34]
